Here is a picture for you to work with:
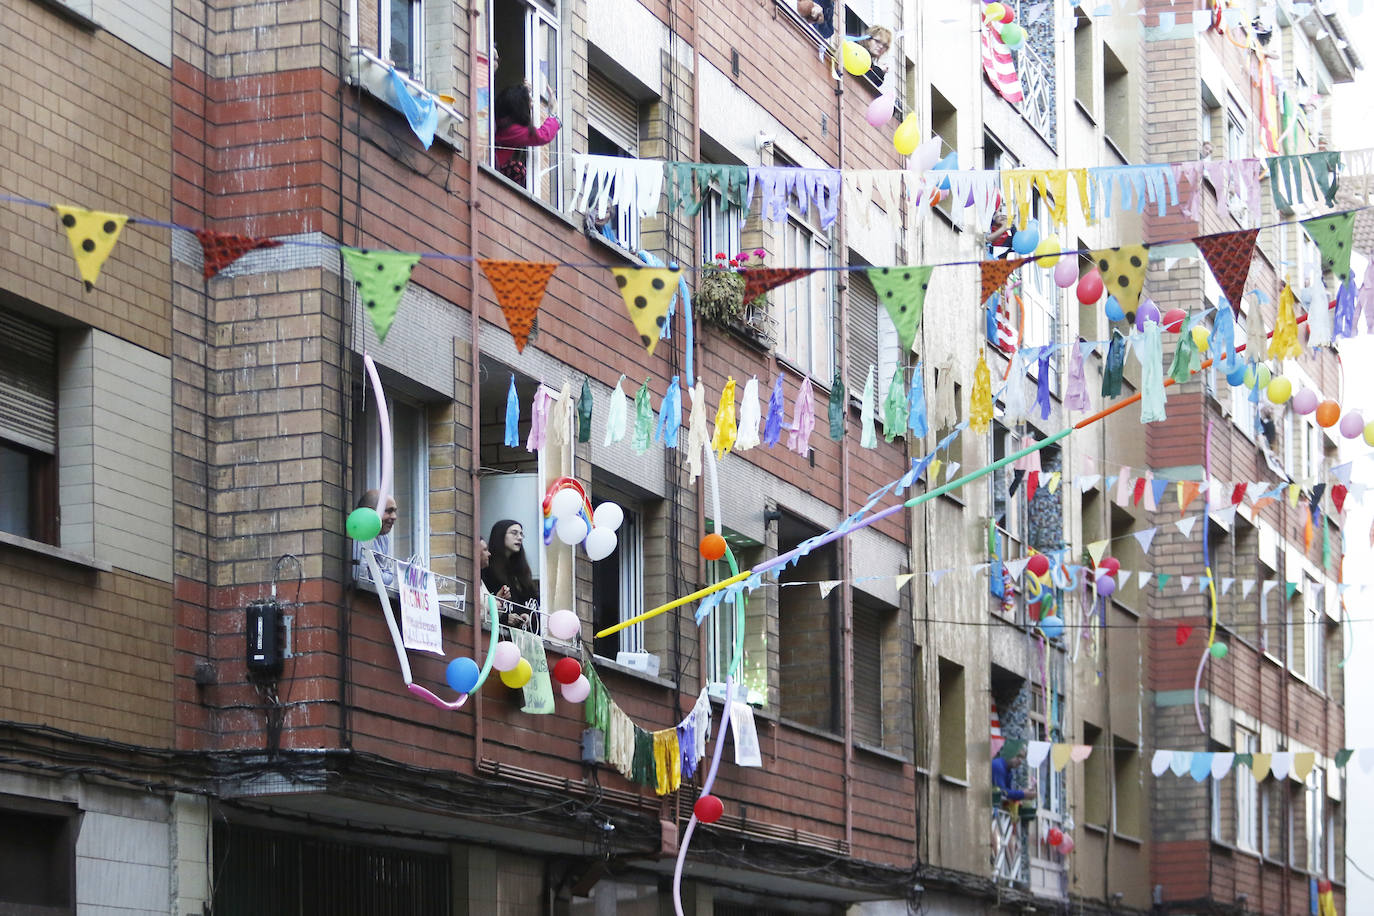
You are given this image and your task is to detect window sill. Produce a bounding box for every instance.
[938,773,969,789]
[585,228,644,265]
[590,653,678,690]
[1112,831,1143,846]
[1083,821,1108,836]
[0,531,111,572]
[1074,98,1095,125]
[778,716,844,745]
[855,741,910,765]
[347,47,465,153]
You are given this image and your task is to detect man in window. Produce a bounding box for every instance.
[992,748,1037,806]
[356,489,399,586]
[797,0,835,38]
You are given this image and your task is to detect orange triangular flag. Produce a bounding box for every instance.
[743,267,814,304]
[194,229,282,280]
[479,259,557,353]
[980,258,1026,304]
[1304,512,1314,552]
[1179,480,1201,516]
[1250,497,1275,521]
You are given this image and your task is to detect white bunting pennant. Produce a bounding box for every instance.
[1133,527,1157,553]
[930,569,951,586]
[1170,751,1192,777]
[1138,570,1151,589]
[1005,557,1031,580]
[1027,740,1051,767]
[1151,749,1172,776]
[1079,474,1101,492]
[1181,576,1193,592]
[1221,578,1235,595]
[818,580,841,599]
[1211,752,1235,779]
[1176,516,1198,538]
[1242,579,1256,599]
[1270,752,1293,781]
[894,573,914,591]
[1359,747,1374,774]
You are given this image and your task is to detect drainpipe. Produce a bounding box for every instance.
[833,1,855,852]
[468,3,486,770]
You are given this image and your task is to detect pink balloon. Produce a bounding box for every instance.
[1291,389,1319,415]
[866,93,896,127]
[1058,835,1075,855]
[1340,410,1365,439]
[1054,259,1079,288]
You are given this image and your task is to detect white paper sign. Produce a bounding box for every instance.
[731,699,763,767]
[400,563,444,655]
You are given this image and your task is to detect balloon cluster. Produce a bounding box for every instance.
[983,2,1024,47]
[544,477,624,561]
[1025,554,1065,639]
[1045,826,1075,854]
[1094,556,1120,598]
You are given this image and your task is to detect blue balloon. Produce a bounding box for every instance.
[1039,614,1065,640]
[1226,363,1248,387]
[1011,224,1040,255]
[446,657,480,693]
[934,152,958,191]
[1104,295,1125,322]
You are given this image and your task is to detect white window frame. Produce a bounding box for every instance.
[775,213,834,381]
[358,390,431,584]
[1236,727,1259,851]
[487,0,564,209]
[535,387,575,613]
[585,128,642,255]
[614,505,645,654]
[1225,96,1248,162]
[700,188,743,267]
[1308,767,1325,874]
[381,0,424,82]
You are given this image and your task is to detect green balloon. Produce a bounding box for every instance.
[1209,642,1229,659]
[347,506,382,541]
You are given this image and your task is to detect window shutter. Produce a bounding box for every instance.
[848,272,879,393]
[0,310,57,454]
[852,603,883,746]
[587,69,638,154]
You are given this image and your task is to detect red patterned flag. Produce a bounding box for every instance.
[742,267,813,305]
[980,258,1026,305]
[195,229,282,280]
[1196,229,1259,314]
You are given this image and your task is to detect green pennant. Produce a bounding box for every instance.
[867,265,933,354]
[882,367,907,442]
[828,369,846,441]
[341,247,423,343]
[1233,753,1253,770]
[1285,581,1298,600]
[1156,572,1172,590]
[631,378,653,455]
[577,377,593,443]
[1302,212,1356,282]
[1335,748,1354,769]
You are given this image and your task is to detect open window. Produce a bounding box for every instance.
[583,68,642,255]
[589,475,662,669]
[357,385,430,570]
[487,0,564,208]
[851,592,897,748]
[382,0,423,80]
[774,179,835,381]
[0,307,59,545]
[705,530,766,704]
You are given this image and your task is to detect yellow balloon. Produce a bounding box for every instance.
[893,113,920,156]
[1364,422,1374,447]
[1191,325,1210,352]
[1033,238,1061,268]
[1266,376,1292,404]
[984,2,1006,22]
[500,658,533,689]
[842,41,872,76]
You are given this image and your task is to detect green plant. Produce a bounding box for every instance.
[695,249,768,328]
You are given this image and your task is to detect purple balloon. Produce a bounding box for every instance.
[1291,389,1319,415]
[1054,259,1078,289]
[1095,574,1117,597]
[1340,410,1365,439]
[1136,298,1161,331]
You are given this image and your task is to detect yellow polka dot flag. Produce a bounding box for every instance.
[1089,244,1150,313]
[611,267,680,357]
[53,206,128,291]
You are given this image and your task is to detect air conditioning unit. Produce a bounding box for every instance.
[616,651,660,677]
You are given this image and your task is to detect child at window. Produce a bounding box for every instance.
[494,83,560,187]
[483,519,538,627]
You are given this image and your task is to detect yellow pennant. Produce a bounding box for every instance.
[611,267,679,357]
[1251,753,1272,782]
[1051,743,1074,771]
[54,205,129,290]
[1292,751,1316,782]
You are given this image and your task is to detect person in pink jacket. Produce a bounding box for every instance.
[494,83,560,186]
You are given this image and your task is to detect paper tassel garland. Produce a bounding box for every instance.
[736,377,761,450]
[860,365,878,448]
[829,370,846,441]
[1267,283,1302,359]
[970,351,993,434]
[883,367,907,441]
[712,377,737,458]
[788,376,815,455]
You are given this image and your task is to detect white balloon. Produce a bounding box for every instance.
[914,136,942,172]
[550,488,583,520]
[592,501,624,532]
[492,641,521,672]
[548,608,581,641]
[584,526,618,561]
[555,514,589,545]
[561,675,591,703]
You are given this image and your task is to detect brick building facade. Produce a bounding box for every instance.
[0,0,1360,913]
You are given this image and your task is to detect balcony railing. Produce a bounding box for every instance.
[1014,43,1056,149]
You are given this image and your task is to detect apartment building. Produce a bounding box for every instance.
[0,0,1358,913]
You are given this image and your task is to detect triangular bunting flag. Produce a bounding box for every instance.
[1151,749,1172,776]
[1251,753,1272,781]
[1137,570,1150,589]
[1334,748,1354,769]
[479,259,557,353]
[1221,578,1234,595]
[1178,480,1201,515]
[1234,753,1253,770]
[54,206,129,291]
[341,247,423,343]
[1087,539,1109,565]
[1133,527,1157,554]
[1211,753,1235,779]
[1190,752,1213,782]
[1293,752,1316,782]
[1332,485,1348,514]
[1070,744,1092,763]
[194,228,282,280]
[894,573,914,591]
[818,580,841,599]
[1026,741,1051,768]
[929,569,951,586]
[1360,747,1374,774]
[1051,743,1073,771]
[868,266,933,353]
[1241,580,1256,599]
[1156,572,1172,590]
[1176,625,1193,646]
[1090,244,1150,312]
[612,267,681,356]
[1195,229,1258,313]
[1170,751,1192,777]
[979,258,1027,304]
[1285,581,1298,600]
[1269,752,1293,781]
[743,267,813,304]
[1303,212,1357,282]
[1181,575,1193,592]
[1005,557,1031,580]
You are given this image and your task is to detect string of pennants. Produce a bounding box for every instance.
[9,165,1373,363]
[995,739,1362,785]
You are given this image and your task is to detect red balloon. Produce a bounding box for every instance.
[1098,556,1121,576]
[700,533,727,561]
[999,5,1014,22]
[1047,827,1064,846]
[1076,270,1104,305]
[1316,400,1341,429]
[1162,308,1187,333]
[694,795,724,824]
[1026,554,1050,578]
[552,657,582,685]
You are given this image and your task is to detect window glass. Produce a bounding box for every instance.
[775,213,834,380]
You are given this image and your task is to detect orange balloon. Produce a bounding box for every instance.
[700,533,727,561]
[1316,400,1341,428]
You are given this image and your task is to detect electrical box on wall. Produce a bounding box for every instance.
[246,599,284,676]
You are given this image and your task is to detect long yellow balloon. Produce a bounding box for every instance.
[595,568,752,638]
